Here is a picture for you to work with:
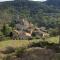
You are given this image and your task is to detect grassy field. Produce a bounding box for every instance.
[0,36,59,49]
[0,40,30,49]
[46,36,59,43]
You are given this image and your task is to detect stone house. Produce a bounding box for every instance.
[32,27,50,38]
[12,30,32,40]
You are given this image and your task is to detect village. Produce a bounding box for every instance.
[11,18,50,40]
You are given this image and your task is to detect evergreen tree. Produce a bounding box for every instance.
[2,24,12,36]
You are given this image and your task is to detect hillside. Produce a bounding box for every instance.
[45,0,60,8]
[0,0,59,40]
[0,0,60,29]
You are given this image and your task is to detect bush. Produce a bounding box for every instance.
[30,41,60,51]
[0,35,5,41]
[2,24,12,36]
[3,55,11,60]
[31,41,60,53]
[15,47,26,57]
[48,28,58,37]
[30,41,49,48]
[0,31,5,41]
[30,42,41,47]
[1,46,15,54]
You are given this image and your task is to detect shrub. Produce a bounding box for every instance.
[0,31,5,41]
[30,41,49,48]
[2,24,12,36]
[1,46,15,54]
[48,28,58,37]
[15,47,26,57]
[0,35,5,41]
[30,42,41,47]
[29,41,60,51]
[3,55,11,60]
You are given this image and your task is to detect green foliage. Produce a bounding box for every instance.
[15,47,26,57]
[46,0,60,8]
[48,28,59,36]
[0,0,60,39]
[0,31,4,41]
[9,20,16,28]
[30,41,60,53]
[0,0,60,29]
[30,41,49,47]
[2,24,12,36]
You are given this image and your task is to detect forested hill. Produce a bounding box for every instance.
[0,0,60,13]
[0,0,60,29]
[45,0,60,8]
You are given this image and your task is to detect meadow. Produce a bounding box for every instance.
[0,36,59,49]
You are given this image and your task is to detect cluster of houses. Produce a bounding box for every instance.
[12,18,49,40]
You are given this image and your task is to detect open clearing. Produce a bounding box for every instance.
[0,40,30,49]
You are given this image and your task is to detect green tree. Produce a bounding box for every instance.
[2,24,12,36]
